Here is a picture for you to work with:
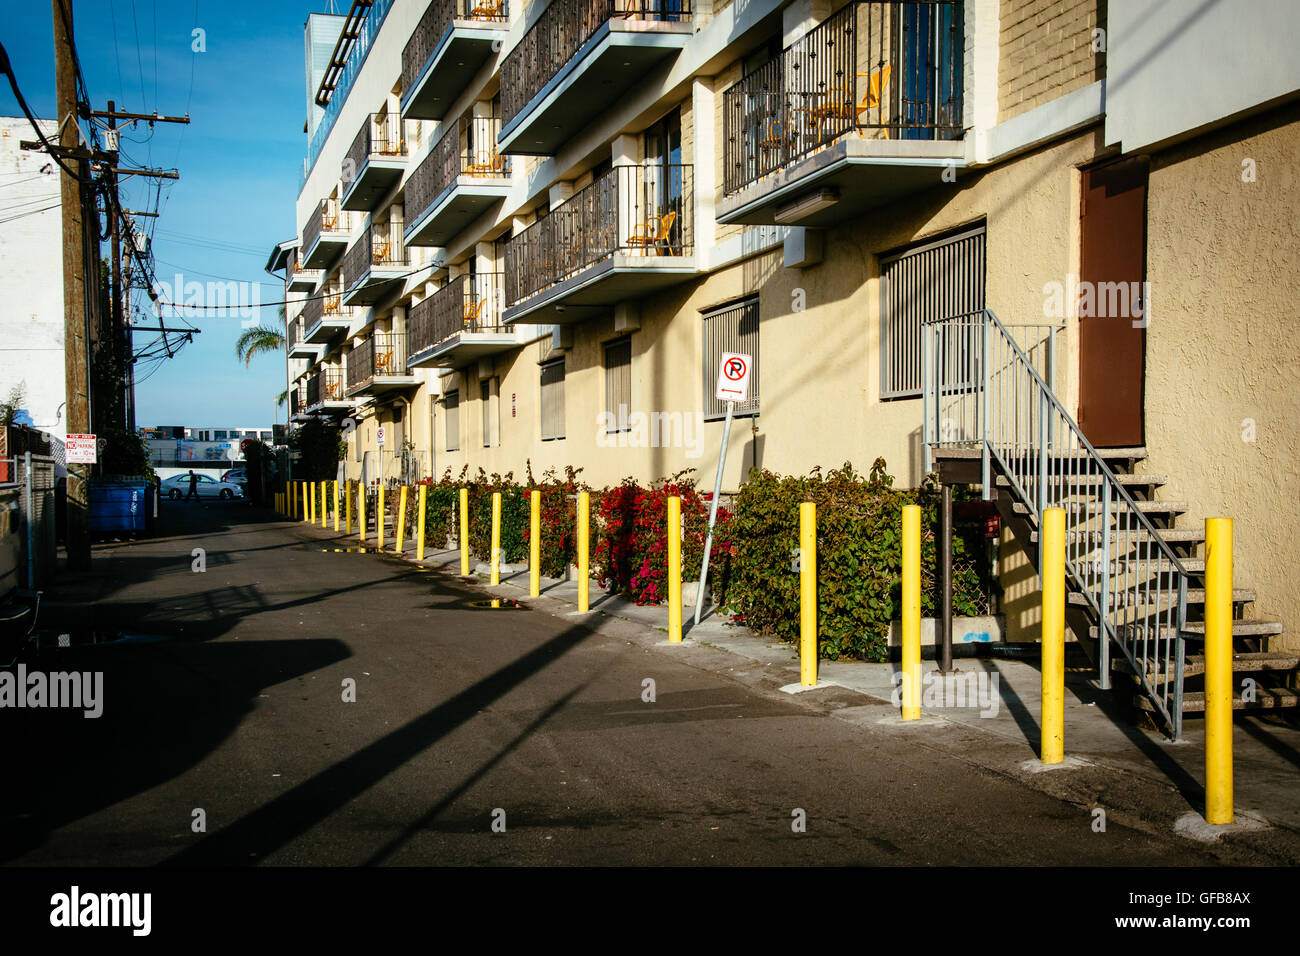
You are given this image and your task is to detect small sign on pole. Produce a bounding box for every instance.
[694,352,751,628]
[66,434,98,464]
[376,426,386,447]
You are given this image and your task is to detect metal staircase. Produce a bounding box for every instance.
[920,308,1295,739]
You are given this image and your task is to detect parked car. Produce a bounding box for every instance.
[221,467,248,485]
[161,473,245,500]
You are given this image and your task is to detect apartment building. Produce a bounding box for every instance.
[272,0,1300,727]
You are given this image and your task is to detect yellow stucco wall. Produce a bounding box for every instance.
[1143,102,1300,649]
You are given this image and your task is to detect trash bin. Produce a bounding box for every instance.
[89,479,152,537]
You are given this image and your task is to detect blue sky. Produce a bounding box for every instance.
[1,1,321,428]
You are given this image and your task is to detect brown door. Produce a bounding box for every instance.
[1078,158,1148,447]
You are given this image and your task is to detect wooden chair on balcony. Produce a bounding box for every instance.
[324,295,342,315]
[463,297,486,329]
[372,240,393,265]
[469,0,504,20]
[464,150,507,177]
[324,380,341,400]
[626,210,677,256]
[374,347,395,376]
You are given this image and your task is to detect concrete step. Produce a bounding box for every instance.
[1013,500,1187,517]
[997,473,1167,490]
[935,446,1147,464]
[1030,527,1205,546]
[1138,687,1300,713]
[1121,652,1300,684]
[1182,619,1285,639]
[1069,587,1256,610]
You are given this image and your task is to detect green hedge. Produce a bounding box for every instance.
[724,459,994,662]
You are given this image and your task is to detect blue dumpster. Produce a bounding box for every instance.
[90,480,152,536]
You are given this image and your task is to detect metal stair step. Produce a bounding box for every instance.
[997,474,1167,489]
[1069,587,1256,609]
[936,446,1147,463]
[1013,500,1187,516]
[1029,527,1205,546]
[1118,652,1300,684]
[1182,619,1285,638]
[1138,687,1300,713]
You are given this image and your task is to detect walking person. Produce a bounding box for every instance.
[184,469,200,501]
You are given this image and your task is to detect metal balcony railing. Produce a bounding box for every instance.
[302,197,349,254]
[504,163,693,306]
[408,273,507,356]
[287,318,300,351]
[722,0,964,195]
[343,221,408,290]
[347,332,409,390]
[501,0,692,126]
[406,114,511,225]
[290,383,306,415]
[306,367,347,407]
[402,0,510,98]
[343,112,410,184]
[303,290,350,333]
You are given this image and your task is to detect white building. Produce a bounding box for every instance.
[0,117,66,443]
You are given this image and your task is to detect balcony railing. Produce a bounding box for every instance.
[306,367,347,407]
[505,163,693,306]
[406,114,510,224]
[303,289,349,332]
[408,273,507,356]
[722,0,963,195]
[403,0,510,98]
[290,383,306,416]
[287,319,300,351]
[344,112,410,180]
[347,332,409,390]
[343,221,408,290]
[501,0,692,127]
[302,197,349,255]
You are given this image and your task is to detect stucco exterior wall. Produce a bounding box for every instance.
[1143,102,1300,649]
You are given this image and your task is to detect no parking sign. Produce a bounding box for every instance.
[715,352,751,403]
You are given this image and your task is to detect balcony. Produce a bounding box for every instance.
[346,332,418,396]
[341,221,409,307]
[407,273,518,369]
[302,291,353,344]
[287,317,321,359]
[718,0,965,227]
[340,113,412,212]
[401,0,509,122]
[301,198,353,269]
[305,367,352,414]
[290,383,311,422]
[498,0,693,155]
[405,114,512,248]
[286,248,323,293]
[503,163,694,324]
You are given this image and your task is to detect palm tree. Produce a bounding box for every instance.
[235,304,288,367]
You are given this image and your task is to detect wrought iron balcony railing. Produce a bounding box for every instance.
[302,289,350,332]
[501,0,692,127]
[504,163,693,306]
[302,197,350,254]
[408,273,507,357]
[347,332,409,390]
[306,367,347,407]
[406,114,511,224]
[722,0,963,195]
[343,112,410,182]
[402,0,510,97]
[343,221,408,290]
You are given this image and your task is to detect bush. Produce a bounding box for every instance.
[724,459,994,662]
[524,463,590,578]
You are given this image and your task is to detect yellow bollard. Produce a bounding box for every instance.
[333,481,340,533]
[459,487,470,576]
[800,501,818,686]
[577,491,590,613]
[490,491,502,585]
[416,483,428,561]
[901,503,921,720]
[345,481,353,535]
[1205,517,1234,824]
[377,484,386,551]
[304,482,311,523]
[320,481,327,528]
[396,485,409,554]
[358,483,366,543]
[529,490,541,598]
[1041,506,1066,764]
[667,495,682,643]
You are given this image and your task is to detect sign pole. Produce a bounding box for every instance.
[694,399,733,627]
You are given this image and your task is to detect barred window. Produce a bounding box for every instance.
[444,390,460,452]
[604,337,632,432]
[702,296,759,420]
[540,359,565,441]
[880,223,986,399]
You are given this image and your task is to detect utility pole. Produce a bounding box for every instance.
[54,0,91,570]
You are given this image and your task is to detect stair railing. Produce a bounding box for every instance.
[922,308,1188,738]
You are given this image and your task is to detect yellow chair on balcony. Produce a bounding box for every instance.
[372,240,392,265]
[324,295,342,315]
[469,0,504,20]
[374,347,394,376]
[854,65,892,130]
[463,298,486,328]
[626,210,677,255]
[464,150,507,177]
[324,380,340,400]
